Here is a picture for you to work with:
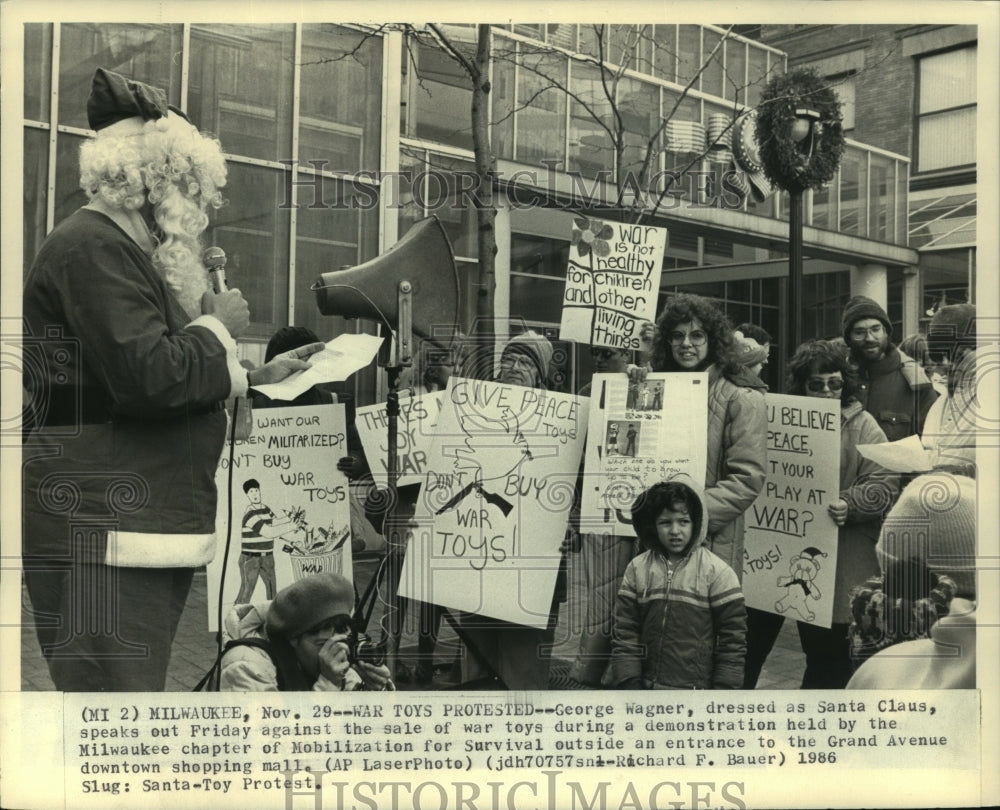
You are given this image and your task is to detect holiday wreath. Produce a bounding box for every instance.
[755,69,845,193]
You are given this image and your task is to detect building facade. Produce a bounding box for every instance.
[758,23,977,337]
[22,22,919,400]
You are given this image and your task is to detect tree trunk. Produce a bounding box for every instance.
[470,24,497,337]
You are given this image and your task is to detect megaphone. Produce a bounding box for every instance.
[313,215,460,366]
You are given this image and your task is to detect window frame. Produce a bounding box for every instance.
[913,43,977,176]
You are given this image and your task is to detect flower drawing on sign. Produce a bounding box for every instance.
[572,217,614,258]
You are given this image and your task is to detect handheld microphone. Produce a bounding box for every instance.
[203,246,228,293]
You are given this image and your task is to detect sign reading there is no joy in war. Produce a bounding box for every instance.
[559,216,666,351]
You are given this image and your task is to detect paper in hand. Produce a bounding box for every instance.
[252,333,383,401]
[856,434,932,473]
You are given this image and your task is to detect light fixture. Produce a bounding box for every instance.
[791,107,821,144]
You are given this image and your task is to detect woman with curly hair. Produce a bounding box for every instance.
[649,293,768,579]
[747,340,896,689]
[22,69,319,691]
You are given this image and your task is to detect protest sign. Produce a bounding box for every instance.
[559,217,666,350]
[399,378,588,628]
[206,404,353,631]
[580,372,708,537]
[743,394,841,628]
[354,392,444,488]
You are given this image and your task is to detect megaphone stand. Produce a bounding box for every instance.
[375,281,414,683]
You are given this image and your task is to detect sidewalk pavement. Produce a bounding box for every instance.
[21,554,808,692]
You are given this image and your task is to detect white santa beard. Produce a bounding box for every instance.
[159,248,211,321]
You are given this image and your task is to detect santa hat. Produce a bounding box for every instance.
[87,67,191,137]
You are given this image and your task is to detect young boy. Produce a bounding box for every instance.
[610,476,746,689]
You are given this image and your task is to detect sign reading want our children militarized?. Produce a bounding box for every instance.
[399,378,588,629]
[743,394,841,628]
[205,404,353,632]
[559,217,666,350]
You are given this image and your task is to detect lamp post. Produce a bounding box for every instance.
[786,107,821,355]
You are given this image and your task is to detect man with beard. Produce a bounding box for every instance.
[21,69,322,691]
[841,296,938,442]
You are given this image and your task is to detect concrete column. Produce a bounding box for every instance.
[901,267,921,337]
[850,263,888,308]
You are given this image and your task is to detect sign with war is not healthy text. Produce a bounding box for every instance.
[399,377,589,628]
[560,216,666,351]
[743,394,841,628]
[206,404,353,632]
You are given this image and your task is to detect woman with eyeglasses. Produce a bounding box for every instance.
[779,340,895,688]
[647,293,768,581]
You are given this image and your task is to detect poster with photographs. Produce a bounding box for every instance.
[205,404,353,632]
[581,372,708,536]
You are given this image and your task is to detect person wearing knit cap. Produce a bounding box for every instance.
[733,330,769,380]
[220,573,393,691]
[841,295,938,442]
[922,304,978,473]
[21,69,322,691]
[457,329,566,689]
[847,472,977,689]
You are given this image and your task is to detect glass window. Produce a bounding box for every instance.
[510,233,569,279]
[650,26,676,82]
[299,25,382,174]
[53,132,88,226]
[829,73,856,132]
[725,39,747,103]
[917,46,976,172]
[567,63,614,178]
[577,24,603,61]
[869,154,894,242]
[746,45,771,108]
[23,128,49,272]
[513,24,545,40]
[701,30,725,98]
[411,40,474,151]
[676,25,702,90]
[619,77,660,184]
[515,47,568,168]
[294,182,379,342]
[189,25,295,163]
[491,47,515,160]
[545,23,576,51]
[24,24,52,122]
[58,23,182,130]
[608,25,641,70]
[839,147,868,236]
[206,163,290,339]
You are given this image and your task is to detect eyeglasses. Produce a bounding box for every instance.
[850,324,885,340]
[589,348,620,360]
[806,378,845,392]
[296,613,352,641]
[668,330,708,347]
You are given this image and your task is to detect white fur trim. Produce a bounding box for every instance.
[105,530,216,568]
[188,314,248,397]
[95,116,146,138]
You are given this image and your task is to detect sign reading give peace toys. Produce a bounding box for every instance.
[559,216,666,351]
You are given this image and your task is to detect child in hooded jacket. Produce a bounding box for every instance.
[610,476,746,689]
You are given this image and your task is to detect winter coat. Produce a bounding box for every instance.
[832,402,897,624]
[609,476,747,689]
[22,209,241,568]
[704,365,768,579]
[219,602,363,692]
[852,345,938,442]
[921,345,983,472]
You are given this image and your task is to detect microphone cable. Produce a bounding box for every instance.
[212,396,241,690]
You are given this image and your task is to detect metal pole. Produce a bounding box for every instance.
[788,189,804,354]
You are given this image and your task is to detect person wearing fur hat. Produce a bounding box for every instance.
[922,304,978,474]
[220,573,393,691]
[847,472,976,689]
[21,69,322,691]
[841,295,938,442]
[609,476,747,689]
